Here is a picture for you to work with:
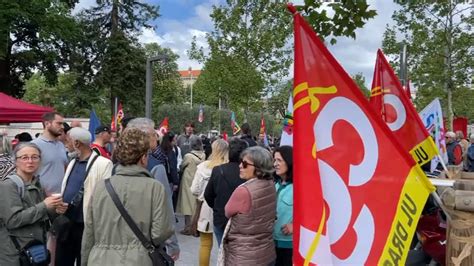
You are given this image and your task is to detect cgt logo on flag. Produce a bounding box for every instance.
[369,49,438,166]
[288,4,433,266]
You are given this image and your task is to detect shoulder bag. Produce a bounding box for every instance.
[105,178,174,266]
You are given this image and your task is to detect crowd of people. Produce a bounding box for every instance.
[0,112,294,266]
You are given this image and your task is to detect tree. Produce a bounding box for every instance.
[192,53,265,114]
[382,1,473,128]
[82,0,159,114]
[0,0,79,97]
[143,43,185,106]
[352,72,370,98]
[23,72,110,118]
[190,0,377,117]
[267,80,292,119]
[298,0,377,45]
[95,32,147,116]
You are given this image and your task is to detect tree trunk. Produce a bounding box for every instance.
[111,0,119,37]
[0,26,12,95]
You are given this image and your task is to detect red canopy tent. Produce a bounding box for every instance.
[0,92,54,123]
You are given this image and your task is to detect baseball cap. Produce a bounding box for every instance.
[95,125,111,134]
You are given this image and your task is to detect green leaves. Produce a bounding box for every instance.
[383,1,473,125]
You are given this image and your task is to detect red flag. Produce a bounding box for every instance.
[289,5,433,265]
[158,117,169,136]
[370,50,438,166]
[259,116,269,146]
[222,131,228,141]
[111,102,124,131]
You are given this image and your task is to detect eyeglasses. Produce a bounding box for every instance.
[16,155,41,162]
[240,159,255,168]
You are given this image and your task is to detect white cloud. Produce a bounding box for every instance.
[138,2,216,70]
[72,0,96,15]
[327,0,400,87]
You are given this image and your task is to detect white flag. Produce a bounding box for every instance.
[280,94,293,146]
[419,98,447,171]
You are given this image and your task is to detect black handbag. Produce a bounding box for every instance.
[105,178,174,266]
[9,237,50,266]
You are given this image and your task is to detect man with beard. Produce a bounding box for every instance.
[55,127,112,266]
[32,112,69,196]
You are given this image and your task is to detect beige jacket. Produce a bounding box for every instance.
[190,161,214,233]
[60,152,113,221]
[81,164,174,266]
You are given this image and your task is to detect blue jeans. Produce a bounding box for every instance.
[214,225,224,247]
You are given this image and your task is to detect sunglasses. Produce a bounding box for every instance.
[240,159,255,168]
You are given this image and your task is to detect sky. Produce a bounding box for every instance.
[74,0,401,87]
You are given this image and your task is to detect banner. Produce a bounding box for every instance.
[419,98,448,172]
[198,105,204,123]
[370,49,438,166]
[231,112,241,135]
[280,94,294,146]
[288,5,434,266]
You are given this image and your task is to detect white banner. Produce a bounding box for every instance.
[419,98,447,171]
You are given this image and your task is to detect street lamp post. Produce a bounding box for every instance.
[188,67,193,109]
[145,55,168,119]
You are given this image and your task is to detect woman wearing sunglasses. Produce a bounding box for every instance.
[273,145,293,266]
[220,146,276,265]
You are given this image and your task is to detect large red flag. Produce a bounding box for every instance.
[289,5,434,266]
[370,50,438,166]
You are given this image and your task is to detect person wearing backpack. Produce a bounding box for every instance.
[0,142,65,266]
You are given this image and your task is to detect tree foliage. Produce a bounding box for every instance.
[190,0,377,115]
[299,0,377,45]
[144,43,185,106]
[352,72,370,98]
[0,0,79,97]
[192,53,265,114]
[382,1,473,127]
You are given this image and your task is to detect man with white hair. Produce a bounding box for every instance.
[446,131,462,165]
[54,127,113,266]
[466,134,474,172]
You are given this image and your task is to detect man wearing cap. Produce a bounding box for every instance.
[446,131,463,165]
[55,127,113,266]
[91,125,112,159]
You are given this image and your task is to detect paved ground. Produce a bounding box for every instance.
[174,215,218,266]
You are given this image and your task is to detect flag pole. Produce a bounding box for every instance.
[114,97,118,130]
[437,154,452,179]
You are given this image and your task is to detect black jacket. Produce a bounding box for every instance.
[204,162,245,230]
[241,135,257,147]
